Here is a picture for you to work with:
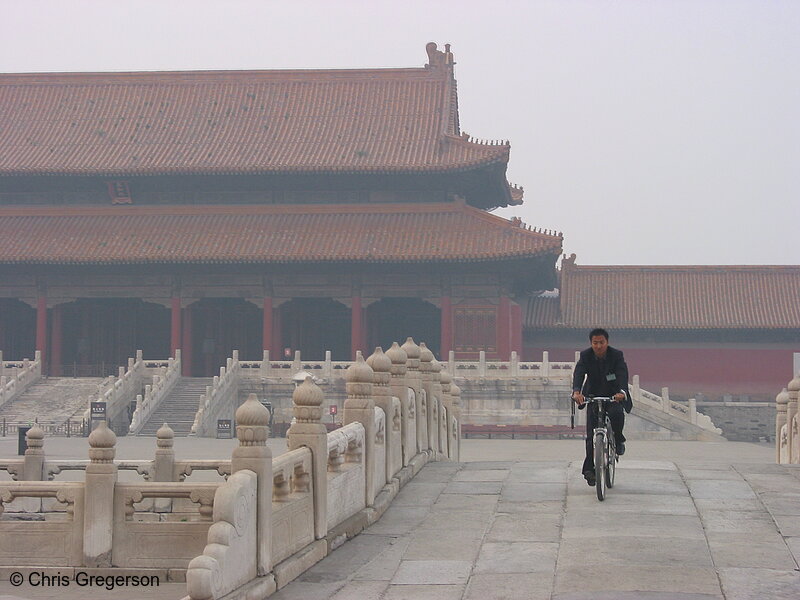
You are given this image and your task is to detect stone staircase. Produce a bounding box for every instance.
[0,377,105,425]
[137,377,213,436]
[629,400,725,441]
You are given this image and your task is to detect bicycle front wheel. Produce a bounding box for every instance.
[594,431,606,501]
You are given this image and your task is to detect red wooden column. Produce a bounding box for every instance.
[440,296,452,359]
[263,297,273,356]
[510,301,523,357]
[51,304,63,376]
[181,305,193,376]
[351,296,363,360]
[35,294,48,370]
[271,305,283,358]
[170,295,182,358]
[497,295,511,361]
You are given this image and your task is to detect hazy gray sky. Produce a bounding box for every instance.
[2,0,798,266]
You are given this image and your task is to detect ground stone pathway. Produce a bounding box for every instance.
[1,440,799,599]
[272,455,800,600]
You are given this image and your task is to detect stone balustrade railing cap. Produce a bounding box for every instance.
[418,342,434,363]
[294,376,324,407]
[26,423,45,441]
[788,375,800,392]
[346,351,374,383]
[366,347,392,373]
[440,370,452,385]
[776,388,790,404]
[236,393,271,426]
[88,420,117,448]
[156,422,174,439]
[386,341,408,365]
[401,337,421,359]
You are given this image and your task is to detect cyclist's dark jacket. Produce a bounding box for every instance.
[572,347,633,413]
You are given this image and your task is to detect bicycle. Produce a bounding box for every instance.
[580,396,619,501]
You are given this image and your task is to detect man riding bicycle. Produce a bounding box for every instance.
[571,328,633,486]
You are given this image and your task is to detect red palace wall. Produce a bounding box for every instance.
[524,345,797,400]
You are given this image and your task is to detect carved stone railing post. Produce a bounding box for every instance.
[23,423,45,481]
[450,380,462,462]
[386,342,412,466]
[419,343,438,456]
[231,393,272,574]
[688,398,698,425]
[787,374,800,464]
[367,347,396,482]
[440,369,453,459]
[661,387,671,413]
[83,421,117,567]
[632,374,641,402]
[154,423,175,481]
[343,352,376,506]
[776,388,788,464]
[478,350,486,377]
[287,377,327,540]
[430,356,446,457]
[402,337,427,454]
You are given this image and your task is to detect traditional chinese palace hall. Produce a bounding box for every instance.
[1,43,797,397]
[0,44,562,376]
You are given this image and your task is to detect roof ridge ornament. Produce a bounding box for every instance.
[425,42,455,70]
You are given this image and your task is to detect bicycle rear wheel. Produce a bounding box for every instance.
[594,431,606,501]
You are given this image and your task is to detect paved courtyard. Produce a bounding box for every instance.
[1,438,799,599]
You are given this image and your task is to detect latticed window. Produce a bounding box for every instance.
[453,306,497,353]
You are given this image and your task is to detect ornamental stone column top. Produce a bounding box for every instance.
[25,423,45,454]
[386,342,408,377]
[293,376,324,423]
[440,369,452,392]
[419,342,434,376]
[346,352,374,407]
[367,347,392,388]
[789,374,800,394]
[235,393,270,446]
[777,388,790,409]
[88,421,116,463]
[450,380,462,408]
[156,423,174,449]
[401,337,421,371]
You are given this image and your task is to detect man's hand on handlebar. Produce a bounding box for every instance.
[572,391,625,405]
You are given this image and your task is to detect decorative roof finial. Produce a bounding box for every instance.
[425,42,454,69]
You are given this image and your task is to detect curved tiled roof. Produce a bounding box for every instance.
[0,201,561,265]
[525,293,561,328]
[0,65,509,178]
[530,264,800,330]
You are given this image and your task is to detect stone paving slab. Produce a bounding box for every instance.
[4,439,800,599]
[273,440,799,600]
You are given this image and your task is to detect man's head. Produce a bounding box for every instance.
[589,328,609,358]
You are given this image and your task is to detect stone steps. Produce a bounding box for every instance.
[0,377,106,425]
[138,378,214,437]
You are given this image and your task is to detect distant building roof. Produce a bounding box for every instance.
[0,201,561,265]
[0,44,520,208]
[525,258,800,330]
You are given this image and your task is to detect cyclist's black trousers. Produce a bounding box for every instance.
[582,402,626,474]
